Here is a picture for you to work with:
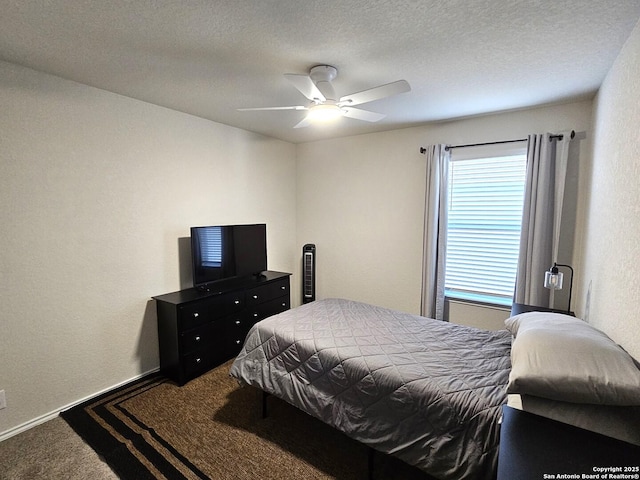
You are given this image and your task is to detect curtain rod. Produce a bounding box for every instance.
[419,130,575,154]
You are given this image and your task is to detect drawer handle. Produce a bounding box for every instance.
[235,320,241,325]
[253,313,258,317]
[193,312,199,318]
[282,302,286,307]
[196,357,201,363]
[195,336,201,342]
[234,300,240,305]
[236,340,241,344]
[253,295,258,299]
[281,286,286,290]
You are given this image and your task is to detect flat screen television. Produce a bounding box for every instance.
[190,223,267,290]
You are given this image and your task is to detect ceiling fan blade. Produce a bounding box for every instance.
[293,116,313,129]
[237,105,307,111]
[342,107,386,122]
[339,80,410,106]
[284,74,326,102]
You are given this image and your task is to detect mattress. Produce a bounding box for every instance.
[229,298,512,480]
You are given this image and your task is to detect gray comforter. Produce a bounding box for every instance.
[229,298,512,480]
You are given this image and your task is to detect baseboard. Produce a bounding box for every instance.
[0,367,159,442]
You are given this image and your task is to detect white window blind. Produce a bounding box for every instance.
[445,152,526,306]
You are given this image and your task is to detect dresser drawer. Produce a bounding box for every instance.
[247,295,290,323]
[182,349,213,377]
[246,278,290,306]
[226,314,251,335]
[178,302,210,330]
[178,292,245,331]
[226,333,247,357]
[180,321,224,354]
[221,292,246,315]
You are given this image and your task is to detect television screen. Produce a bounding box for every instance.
[191,224,267,289]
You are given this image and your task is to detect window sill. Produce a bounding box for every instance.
[445,290,512,309]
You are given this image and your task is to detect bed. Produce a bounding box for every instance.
[229,298,512,480]
[230,298,640,480]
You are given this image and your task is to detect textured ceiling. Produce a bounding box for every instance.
[1,0,639,143]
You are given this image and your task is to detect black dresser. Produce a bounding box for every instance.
[153,271,291,385]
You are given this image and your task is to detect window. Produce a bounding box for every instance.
[445,144,527,306]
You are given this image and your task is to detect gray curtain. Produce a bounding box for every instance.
[514,132,571,307]
[421,144,449,319]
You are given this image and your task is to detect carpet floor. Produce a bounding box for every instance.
[0,416,117,480]
[60,360,432,480]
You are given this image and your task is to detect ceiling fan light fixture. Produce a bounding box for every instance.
[238,65,410,130]
[306,103,343,123]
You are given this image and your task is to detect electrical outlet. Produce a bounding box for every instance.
[0,390,6,410]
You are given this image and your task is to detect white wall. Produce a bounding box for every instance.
[446,300,509,331]
[0,61,297,436]
[575,20,640,360]
[296,101,593,319]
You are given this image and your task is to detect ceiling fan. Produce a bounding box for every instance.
[238,65,411,128]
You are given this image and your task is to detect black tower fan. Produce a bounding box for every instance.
[302,244,316,303]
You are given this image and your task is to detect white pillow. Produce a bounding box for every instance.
[505,312,640,405]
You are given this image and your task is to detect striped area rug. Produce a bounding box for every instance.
[60,361,430,480]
